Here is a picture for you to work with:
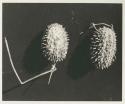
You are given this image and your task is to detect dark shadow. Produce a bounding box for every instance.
[67,37,93,80]
[3,84,20,95]
[22,31,51,75]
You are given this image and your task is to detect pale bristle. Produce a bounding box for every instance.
[90,23,117,70]
[41,23,69,63]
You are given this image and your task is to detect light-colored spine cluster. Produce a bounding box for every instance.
[41,23,69,84]
[89,23,117,70]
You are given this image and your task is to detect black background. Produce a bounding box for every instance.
[2,3,122,101]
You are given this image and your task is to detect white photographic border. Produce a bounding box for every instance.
[0,0,124,104]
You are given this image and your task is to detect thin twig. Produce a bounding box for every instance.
[4,37,53,85]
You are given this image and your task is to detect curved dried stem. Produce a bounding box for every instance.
[90,23,112,32]
[4,37,52,85]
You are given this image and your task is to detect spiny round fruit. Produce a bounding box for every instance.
[41,23,69,84]
[41,23,69,63]
[89,23,117,70]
